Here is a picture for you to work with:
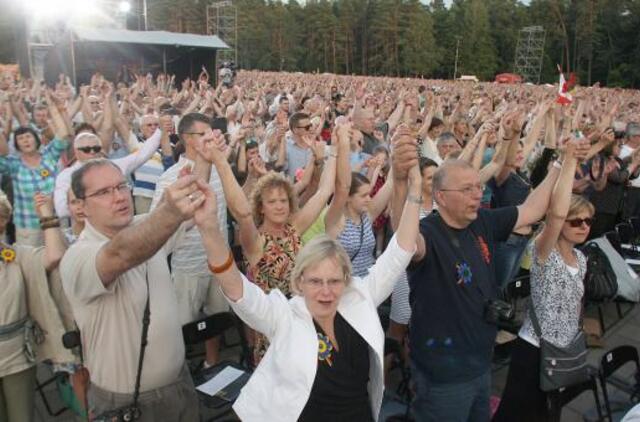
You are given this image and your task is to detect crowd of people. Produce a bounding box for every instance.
[0,67,639,422]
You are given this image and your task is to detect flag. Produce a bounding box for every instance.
[556,66,576,105]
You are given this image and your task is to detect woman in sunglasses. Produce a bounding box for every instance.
[494,138,594,421]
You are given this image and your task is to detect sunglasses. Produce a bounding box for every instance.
[567,217,595,228]
[297,124,312,130]
[77,146,102,154]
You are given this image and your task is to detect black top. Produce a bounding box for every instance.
[298,313,373,422]
[488,172,531,208]
[408,207,518,383]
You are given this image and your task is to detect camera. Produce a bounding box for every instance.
[483,299,514,325]
[218,61,236,87]
[93,405,141,422]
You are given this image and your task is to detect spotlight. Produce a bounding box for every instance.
[118,1,132,13]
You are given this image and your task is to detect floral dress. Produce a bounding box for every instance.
[244,223,301,364]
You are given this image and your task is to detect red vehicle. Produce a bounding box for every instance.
[495,73,522,84]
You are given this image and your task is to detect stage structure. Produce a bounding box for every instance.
[206,1,237,67]
[514,26,546,84]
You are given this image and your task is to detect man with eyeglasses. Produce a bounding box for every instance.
[53,125,164,220]
[390,126,590,421]
[127,114,175,214]
[60,158,206,421]
[284,112,315,180]
[150,113,228,370]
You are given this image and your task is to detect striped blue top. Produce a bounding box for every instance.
[337,213,376,278]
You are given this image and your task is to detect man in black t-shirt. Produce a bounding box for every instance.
[390,134,564,421]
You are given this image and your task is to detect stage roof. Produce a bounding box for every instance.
[71,27,229,50]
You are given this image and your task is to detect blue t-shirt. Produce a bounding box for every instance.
[408,207,518,383]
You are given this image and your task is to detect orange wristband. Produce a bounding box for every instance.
[208,250,234,274]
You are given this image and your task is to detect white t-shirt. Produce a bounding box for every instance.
[620,145,640,188]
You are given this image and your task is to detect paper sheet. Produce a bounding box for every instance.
[196,366,245,397]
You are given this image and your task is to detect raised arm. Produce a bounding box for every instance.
[389,129,425,261]
[515,136,589,230]
[363,163,421,306]
[35,193,67,271]
[112,128,162,175]
[367,173,393,221]
[195,133,262,262]
[534,141,578,262]
[521,101,552,159]
[325,124,353,238]
[96,175,203,286]
[292,150,336,234]
[479,136,513,184]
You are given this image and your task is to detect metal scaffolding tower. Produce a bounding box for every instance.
[206,1,237,66]
[514,26,546,84]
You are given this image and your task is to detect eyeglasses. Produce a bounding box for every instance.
[301,276,345,290]
[297,124,312,131]
[439,184,483,195]
[567,217,595,228]
[76,146,102,154]
[181,129,214,137]
[82,182,132,200]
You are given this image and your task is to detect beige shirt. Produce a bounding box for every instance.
[61,217,187,393]
[0,246,41,377]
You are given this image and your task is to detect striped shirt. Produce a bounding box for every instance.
[150,156,227,276]
[0,138,68,229]
[128,133,174,199]
[337,213,376,278]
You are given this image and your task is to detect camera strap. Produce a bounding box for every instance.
[132,265,151,410]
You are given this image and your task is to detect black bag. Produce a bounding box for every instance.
[529,304,589,392]
[580,242,618,302]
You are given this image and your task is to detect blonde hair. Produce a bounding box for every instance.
[289,235,352,295]
[0,194,12,228]
[567,194,595,219]
[250,172,298,226]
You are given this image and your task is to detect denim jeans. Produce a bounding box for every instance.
[412,365,491,422]
[493,234,530,288]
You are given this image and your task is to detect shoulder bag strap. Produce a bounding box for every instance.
[349,216,365,262]
[132,266,151,409]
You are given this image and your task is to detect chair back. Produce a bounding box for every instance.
[629,217,640,238]
[182,312,236,346]
[605,231,623,255]
[505,275,531,301]
[600,345,640,380]
[616,223,635,245]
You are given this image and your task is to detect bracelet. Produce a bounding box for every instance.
[39,215,57,223]
[552,160,563,169]
[208,250,235,274]
[407,194,423,204]
[40,219,60,230]
[314,158,324,166]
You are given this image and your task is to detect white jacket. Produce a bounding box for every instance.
[228,235,414,421]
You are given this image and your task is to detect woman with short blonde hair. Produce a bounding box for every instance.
[494,140,595,421]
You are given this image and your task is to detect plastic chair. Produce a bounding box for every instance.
[547,373,603,422]
[599,345,640,421]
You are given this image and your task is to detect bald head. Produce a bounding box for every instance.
[432,159,474,192]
